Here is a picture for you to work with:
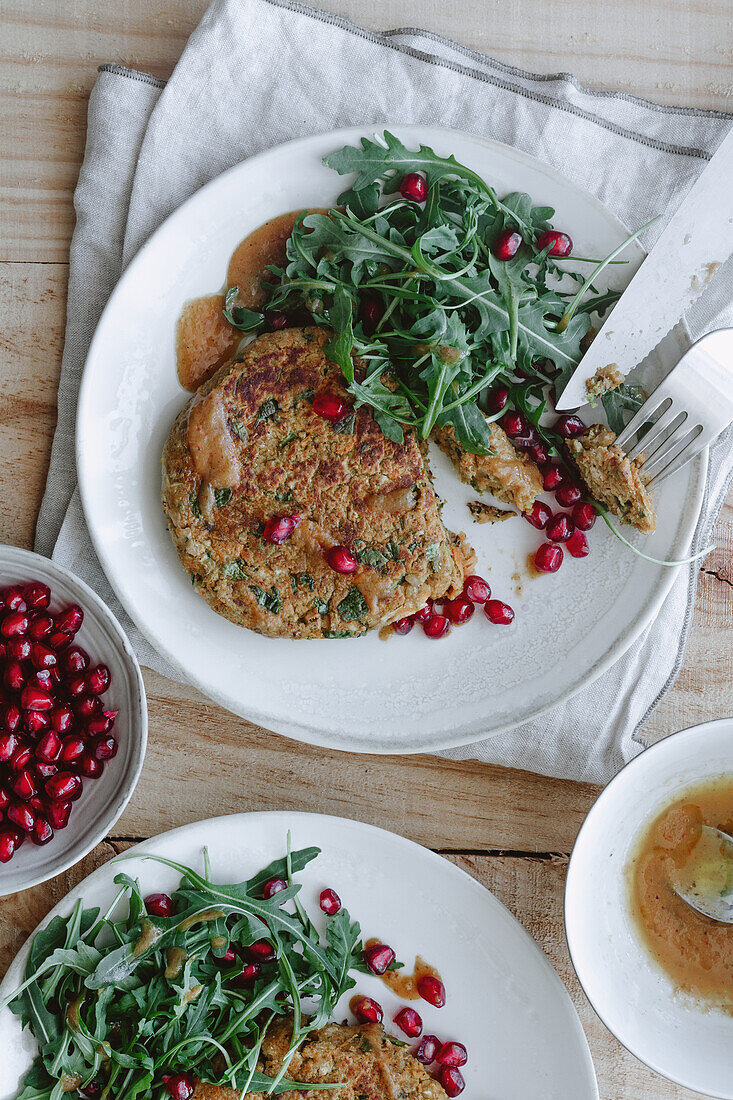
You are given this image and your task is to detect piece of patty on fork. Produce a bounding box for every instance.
[162,327,472,639]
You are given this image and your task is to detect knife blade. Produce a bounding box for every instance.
[555,124,733,410]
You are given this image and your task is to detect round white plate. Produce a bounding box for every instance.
[0,545,146,896]
[565,718,733,1098]
[0,811,597,1099]
[77,125,706,753]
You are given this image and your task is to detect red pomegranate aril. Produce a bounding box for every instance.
[394,1006,423,1038]
[162,1073,195,1100]
[22,582,50,610]
[30,642,57,670]
[400,173,428,203]
[60,735,86,764]
[493,229,522,260]
[571,501,597,531]
[7,637,31,661]
[423,613,450,639]
[268,312,289,330]
[528,441,549,465]
[445,597,474,625]
[3,587,27,613]
[74,694,101,719]
[55,604,83,636]
[104,709,119,723]
[24,709,49,736]
[352,996,383,1024]
[263,876,288,899]
[33,669,53,691]
[66,673,87,698]
[325,546,357,574]
[554,482,583,508]
[501,410,528,439]
[312,392,350,423]
[0,828,21,862]
[263,515,300,545]
[319,888,342,915]
[392,616,414,636]
[28,794,44,812]
[79,753,103,778]
[9,743,32,772]
[0,732,19,762]
[484,599,515,626]
[35,760,59,779]
[29,613,53,640]
[364,942,396,975]
[534,543,564,573]
[233,962,261,985]
[45,800,72,830]
[50,704,74,734]
[546,514,574,543]
[554,414,587,438]
[62,645,88,674]
[0,788,9,811]
[246,938,276,962]
[511,424,539,451]
[45,771,82,802]
[21,684,53,712]
[567,529,590,558]
[1,612,29,638]
[523,501,552,530]
[87,664,111,694]
[85,714,112,736]
[12,767,37,801]
[80,1082,102,1100]
[359,295,383,335]
[463,575,491,604]
[2,704,21,732]
[541,464,565,492]
[213,946,237,966]
[145,892,174,917]
[439,1066,465,1097]
[8,800,35,832]
[436,1041,468,1068]
[417,974,446,1007]
[47,630,72,651]
[92,734,118,761]
[413,599,434,624]
[486,385,509,414]
[537,229,573,257]
[31,816,53,845]
[415,1034,440,1064]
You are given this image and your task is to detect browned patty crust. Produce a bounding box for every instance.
[193,1018,447,1100]
[162,327,469,638]
[433,421,542,514]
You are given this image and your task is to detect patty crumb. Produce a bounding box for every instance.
[468,501,516,523]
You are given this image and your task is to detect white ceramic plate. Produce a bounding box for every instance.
[77,125,706,753]
[0,811,597,1099]
[0,546,146,896]
[565,718,733,1098]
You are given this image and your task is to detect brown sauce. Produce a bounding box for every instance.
[364,937,442,1000]
[186,391,241,489]
[164,946,187,980]
[356,568,397,615]
[132,918,159,956]
[628,777,733,1008]
[177,906,224,932]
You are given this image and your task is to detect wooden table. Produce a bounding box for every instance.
[2,1,732,1096]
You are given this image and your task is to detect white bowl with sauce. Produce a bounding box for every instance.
[565,718,733,1099]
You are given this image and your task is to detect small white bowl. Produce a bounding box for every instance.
[0,545,147,896]
[565,718,733,1098]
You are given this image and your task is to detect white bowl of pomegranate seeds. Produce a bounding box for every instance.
[0,545,146,895]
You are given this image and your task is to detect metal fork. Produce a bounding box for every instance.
[615,328,733,485]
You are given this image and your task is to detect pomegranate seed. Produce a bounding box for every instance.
[22,582,50,610]
[9,743,32,772]
[554,414,587,438]
[12,768,37,801]
[546,515,574,543]
[45,771,82,802]
[463,575,491,603]
[80,1083,102,1100]
[528,441,549,465]
[162,1074,195,1100]
[359,296,383,335]
[444,597,474,625]
[213,946,237,966]
[364,942,395,975]
[1,612,29,638]
[86,664,111,694]
[567,529,590,558]
[28,794,44,812]
[145,893,174,917]
[30,642,57,670]
[440,1066,466,1097]
[484,599,515,626]
[0,828,21,862]
[60,735,86,764]
[493,229,522,260]
[24,709,49,736]
[423,613,450,639]
[31,816,53,845]
[400,173,428,202]
[268,312,289,330]
[91,734,117,761]
[8,801,35,832]
[7,637,31,661]
[319,888,342,915]
[537,229,573,258]
[47,630,72,651]
[263,515,299,544]
[486,385,509,414]
[394,1006,423,1038]
[512,424,539,450]
[554,482,583,508]
[29,613,53,640]
[246,938,276,961]
[415,1035,440,1064]
[79,753,103,778]
[392,616,414,636]
[74,695,101,719]
[325,546,357,574]
[35,761,59,779]
[2,704,21,732]
[66,673,87,698]
[312,393,350,423]
[352,995,383,1024]
[33,669,53,692]
[534,544,564,573]
[263,877,288,899]
[523,501,552,530]
[55,605,83,636]
[501,411,527,439]
[0,788,9,811]
[0,732,19,762]
[85,714,112,736]
[62,646,88,674]
[46,800,72,829]
[541,464,565,492]
[413,599,434,624]
[104,709,119,723]
[3,587,26,613]
[417,974,446,1007]
[571,502,597,531]
[21,685,53,711]
[50,704,74,734]
[436,1042,468,1067]
[233,962,260,985]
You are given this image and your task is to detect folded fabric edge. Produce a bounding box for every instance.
[98,62,166,89]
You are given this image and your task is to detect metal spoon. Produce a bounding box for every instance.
[670,825,733,923]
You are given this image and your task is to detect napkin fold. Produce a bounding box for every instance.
[37,0,733,783]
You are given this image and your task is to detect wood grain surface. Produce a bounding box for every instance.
[1,2,732,1097]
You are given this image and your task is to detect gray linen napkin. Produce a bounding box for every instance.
[36,0,733,783]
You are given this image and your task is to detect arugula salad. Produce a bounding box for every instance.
[4,846,367,1100]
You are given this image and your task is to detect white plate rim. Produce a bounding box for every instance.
[76,124,708,754]
[0,809,598,1099]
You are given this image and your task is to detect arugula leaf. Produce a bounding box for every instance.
[223,286,264,331]
[601,383,645,434]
